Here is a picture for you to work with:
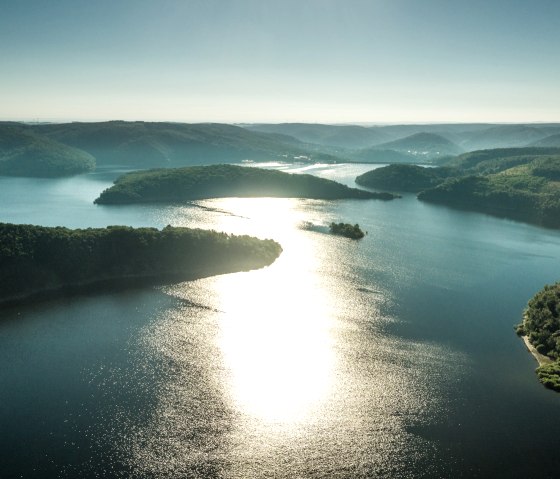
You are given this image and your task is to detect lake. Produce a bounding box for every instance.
[1,163,560,478]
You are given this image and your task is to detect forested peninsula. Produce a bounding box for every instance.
[0,223,281,305]
[516,283,560,391]
[94,164,398,204]
[356,148,560,228]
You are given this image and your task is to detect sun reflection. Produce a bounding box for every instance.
[209,198,336,425]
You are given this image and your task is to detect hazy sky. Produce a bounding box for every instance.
[1,0,559,123]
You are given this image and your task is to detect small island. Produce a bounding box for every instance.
[94,164,399,204]
[0,223,282,305]
[329,222,365,239]
[516,282,560,391]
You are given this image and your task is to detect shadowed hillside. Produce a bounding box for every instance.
[0,223,282,305]
[9,121,343,169]
[357,147,560,228]
[95,164,398,204]
[0,125,95,177]
[372,133,463,159]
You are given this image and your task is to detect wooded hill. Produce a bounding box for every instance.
[0,223,282,304]
[0,121,340,176]
[516,283,560,391]
[0,125,95,177]
[356,147,560,229]
[3,121,560,177]
[95,164,398,204]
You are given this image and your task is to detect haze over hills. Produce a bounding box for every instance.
[530,133,560,147]
[0,121,344,176]
[2,120,560,177]
[244,123,393,149]
[28,121,339,167]
[0,125,95,177]
[347,148,415,164]
[246,122,560,162]
[372,132,464,159]
[457,125,555,151]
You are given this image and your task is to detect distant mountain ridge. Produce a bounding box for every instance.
[28,121,339,167]
[246,122,560,164]
[2,120,560,177]
[244,123,392,149]
[0,121,343,176]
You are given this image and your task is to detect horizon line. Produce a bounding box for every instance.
[2,118,560,126]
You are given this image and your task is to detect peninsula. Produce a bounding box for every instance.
[516,282,560,391]
[0,223,282,305]
[94,164,398,204]
[356,148,560,228]
[356,164,455,193]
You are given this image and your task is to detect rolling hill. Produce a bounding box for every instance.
[372,132,463,159]
[29,121,340,168]
[357,147,560,228]
[348,148,416,164]
[458,125,554,151]
[530,134,560,148]
[245,123,392,149]
[94,164,398,204]
[0,125,95,177]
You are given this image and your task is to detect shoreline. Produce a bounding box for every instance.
[522,335,553,366]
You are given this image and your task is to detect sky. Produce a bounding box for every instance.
[1,0,559,124]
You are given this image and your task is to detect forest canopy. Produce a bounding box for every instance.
[0,223,282,304]
[356,148,560,229]
[516,282,560,391]
[94,164,398,204]
[0,126,95,177]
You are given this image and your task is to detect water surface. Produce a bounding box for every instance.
[1,164,560,478]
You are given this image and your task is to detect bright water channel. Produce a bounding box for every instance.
[1,163,560,478]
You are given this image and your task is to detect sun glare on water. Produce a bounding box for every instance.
[208,198,337,425]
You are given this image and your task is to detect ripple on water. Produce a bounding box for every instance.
[78,198,469,478]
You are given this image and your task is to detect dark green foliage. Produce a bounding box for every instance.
[418,166,560,228]
[359,148,560,228]
[329,222,365,239]
[383,149,560,229]
[356,164,456,192]
[94,164,398,204]
[517,283,560,391]
[438,147,560,171]
[515,323,526,336]
[0,126,95,177]
[531,157,560,180]
[518,283,560,360]
[0,223,282,304]
[536,363,560,391]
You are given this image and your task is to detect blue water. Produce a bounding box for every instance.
[1,164,559,478]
